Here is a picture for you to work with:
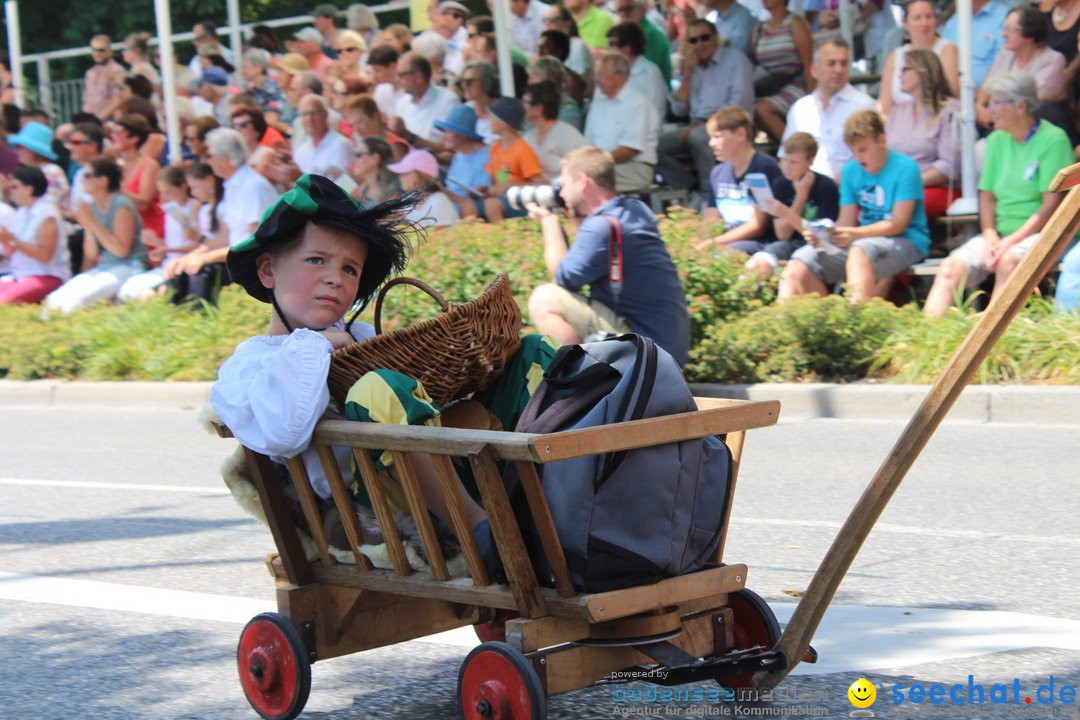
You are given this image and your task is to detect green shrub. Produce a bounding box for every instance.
[1,213,1078,384]
[687,296,919,383]
[871,297,1080,384]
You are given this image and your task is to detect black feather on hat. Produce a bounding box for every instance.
[227,174,420,311]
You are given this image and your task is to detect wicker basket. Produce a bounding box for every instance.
[327,274,523,406]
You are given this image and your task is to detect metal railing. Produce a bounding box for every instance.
[15,2,409,124]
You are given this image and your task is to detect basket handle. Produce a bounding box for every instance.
[373,277,451,334]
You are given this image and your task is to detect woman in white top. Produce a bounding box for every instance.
[522,80,588,182]
[0,165,69,304]
[877,0,959,114]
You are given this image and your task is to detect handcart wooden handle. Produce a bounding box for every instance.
[757,162,1080,689]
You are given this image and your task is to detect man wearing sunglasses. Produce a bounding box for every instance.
[657,19,753,196]
[82,35,125,118]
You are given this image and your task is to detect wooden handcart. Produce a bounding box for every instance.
[219,161,1080,720]
[214,396,789,719]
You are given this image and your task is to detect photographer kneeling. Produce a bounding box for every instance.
[525,147,691,366]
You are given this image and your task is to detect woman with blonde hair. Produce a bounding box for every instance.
[885,48,960,221]
[123,32,160,85]
[330,29,367,81]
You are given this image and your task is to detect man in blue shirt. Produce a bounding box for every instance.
[942,0,1014,88]
[526,146,691,365]
[779,109,928,302]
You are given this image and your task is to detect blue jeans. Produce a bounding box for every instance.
[1057,241,1080,313]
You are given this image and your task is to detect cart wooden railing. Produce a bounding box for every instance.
[216,396,780,695]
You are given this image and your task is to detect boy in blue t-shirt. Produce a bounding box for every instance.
[746,131,840,279]
[434,105,491,219]
[779,109,928,302]
[696,106,794,255]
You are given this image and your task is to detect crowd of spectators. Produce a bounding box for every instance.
[0,0,1077,318]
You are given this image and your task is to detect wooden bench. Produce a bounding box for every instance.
[217,397,783,719]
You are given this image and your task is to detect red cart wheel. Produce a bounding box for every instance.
[457,641,546,720]
[237,612,311,720]
[720,588,781,692]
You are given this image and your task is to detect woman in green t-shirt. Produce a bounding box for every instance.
[924,71,1072,317]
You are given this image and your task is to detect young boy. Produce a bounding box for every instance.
[695,106,795,255]
[745,132,840,280]
[779,110,929,302]
[482,97,543,223]
[210,174,501,574]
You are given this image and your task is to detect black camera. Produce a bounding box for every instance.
[506,181,565,211]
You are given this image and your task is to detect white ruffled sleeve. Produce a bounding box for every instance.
[210,329,335,458]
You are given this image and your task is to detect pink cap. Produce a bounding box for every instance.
[387,148,438,178]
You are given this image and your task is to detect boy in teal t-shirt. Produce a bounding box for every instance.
[779,110,928,302]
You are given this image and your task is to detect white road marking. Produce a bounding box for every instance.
[3,571,1079,674]
[736,517,1080,546]
[0,477,230,494]
[0,571,272,624]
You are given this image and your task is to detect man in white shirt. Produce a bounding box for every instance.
[781,38,875,181]
[165,128,279,299]
[368,45,404,123]
[207,130,280,249]
[293,95,355,176]
[392,52,462,151]
[584,52,659,192]
[607,22,666,122]
[509,0,550,56]
[287,72,344,150]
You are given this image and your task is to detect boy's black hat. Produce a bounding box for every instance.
[227,174,413,307]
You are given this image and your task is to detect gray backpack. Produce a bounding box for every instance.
[508,334,733,592]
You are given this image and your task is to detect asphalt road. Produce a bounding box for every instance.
[1,405,1077,720]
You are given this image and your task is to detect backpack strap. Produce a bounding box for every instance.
[597,214,623,306]
[514,345,620,433]
[600,335,657,485]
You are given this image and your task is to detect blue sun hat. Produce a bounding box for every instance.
[9,121,58,161]
[433,104,483,141]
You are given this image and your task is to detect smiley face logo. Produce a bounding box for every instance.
[848,678,877,708]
